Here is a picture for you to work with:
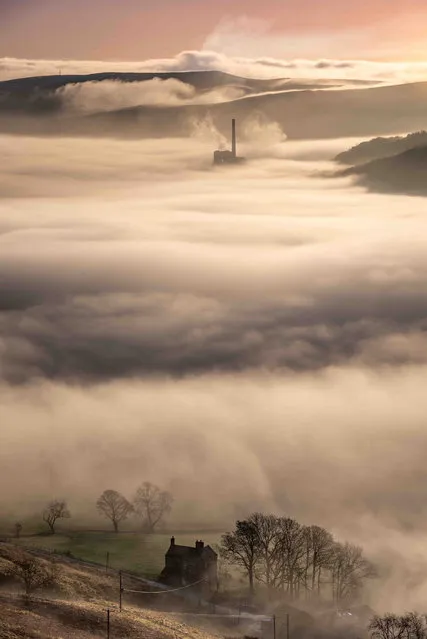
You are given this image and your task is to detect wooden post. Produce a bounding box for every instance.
[107,609,110,639]
[287,613,290,639]
[119,571,123,612]
[273,615,276,639]
[106,551,110,573]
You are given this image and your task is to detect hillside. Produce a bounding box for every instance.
[341,144,427,195]
[0,542,220,639]
[335,130,427,165]
[0,70,289,116]
[2,73,427,140]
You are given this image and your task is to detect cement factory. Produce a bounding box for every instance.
[213,118,245,165]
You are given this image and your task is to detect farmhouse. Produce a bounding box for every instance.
[159,537,218,593]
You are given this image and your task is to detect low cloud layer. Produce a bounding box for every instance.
[3,50,427,85]
[1,134,427,382]
[2,111,427,610]
[58,78,245,114]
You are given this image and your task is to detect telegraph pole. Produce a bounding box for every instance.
[273,615,276,639]
[107,609,110,639]
[287,613,290,639]
[106,551,110,573]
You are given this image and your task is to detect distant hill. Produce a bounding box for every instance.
[335,130,427,165]
[3,73,427,141]
[341,144,427,195]
[0,70,290,115]
[0,69,291,94]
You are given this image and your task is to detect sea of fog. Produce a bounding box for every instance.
[2,132,427,610]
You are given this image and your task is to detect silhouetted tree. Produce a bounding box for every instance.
[369,613,427,639]
[276,517,307,597]
[133,482,173,533]
[8,552,59,599]
[306,525,334,596]
[97,489,133,532]
[331,541,375,602]
[222,512,374,602]
[221,517,261,594]
[251,513,283,591]
[42,500,70,534]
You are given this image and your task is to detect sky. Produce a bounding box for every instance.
[2,0,427,62]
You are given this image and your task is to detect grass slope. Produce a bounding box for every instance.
[335,130,427,165]
[341,144,427,195]
[0,595,221,639]
[13,532,221,578]
[0,542,221,639]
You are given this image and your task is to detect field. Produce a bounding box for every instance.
[11,531,222,578]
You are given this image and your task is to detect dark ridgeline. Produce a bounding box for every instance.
[213,118,246,165]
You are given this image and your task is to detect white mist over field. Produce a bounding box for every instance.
[2,86,427,609]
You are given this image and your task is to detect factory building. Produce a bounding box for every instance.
[213,119,245,165]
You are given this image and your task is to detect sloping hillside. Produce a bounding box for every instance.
[0,595,219,639]
[341,145,427,195]
[0,543,220,639]
[0,70,287,116]
[2,73,427,140]
[335,130,427,165]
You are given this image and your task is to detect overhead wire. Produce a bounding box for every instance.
[122,578,207,594]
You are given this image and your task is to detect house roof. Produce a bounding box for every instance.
[166,543,217,559]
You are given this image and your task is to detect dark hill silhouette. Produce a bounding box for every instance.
[0,70,287,94]
[336,130,427,165]
[341,144,427,195]
[79,80,427,140]
[3,75,427,141]
[0,71,291,115]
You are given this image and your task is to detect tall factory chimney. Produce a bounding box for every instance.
[231,118,236,158]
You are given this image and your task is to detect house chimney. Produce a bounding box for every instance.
[232,119,236,158]
[170,536,175,547]
[195,540,204,551]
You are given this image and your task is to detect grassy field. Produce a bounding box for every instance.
[0,542,222,639]
[12,531,222,577]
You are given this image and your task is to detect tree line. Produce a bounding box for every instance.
[13,482,173,536]
[370,613,427,639]
[96,483,173,533]
[220,513,375,603]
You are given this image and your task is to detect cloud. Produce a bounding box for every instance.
[1,132,427,388]
[2,88,427,610]
[57,78,245,114]
[3,366,427,610]
[3,50,427,85]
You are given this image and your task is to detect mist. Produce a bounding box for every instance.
[2,59,427,612]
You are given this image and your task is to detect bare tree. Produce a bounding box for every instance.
[221,518,261,594]
[14,522,23,539]
[42,500,70,534]
[405,612,427,639]
[369,614,427,639]
[331,542,375,602]
[305,525,334,596]
[8,552,59,599]
[276,517,307,598]
[133,482,173,532]
[251,513,283,592]
[96,489,133,532]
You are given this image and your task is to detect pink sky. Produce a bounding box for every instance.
[1,0,427,61]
